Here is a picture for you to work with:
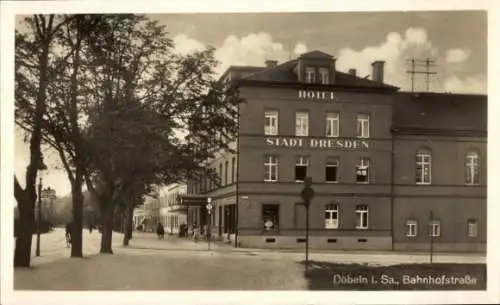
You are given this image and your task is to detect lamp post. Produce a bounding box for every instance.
[206,197,213,251]
[300,176,315,274]
[36,175,43,257]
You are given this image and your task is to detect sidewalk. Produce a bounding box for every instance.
[124,231,486,265]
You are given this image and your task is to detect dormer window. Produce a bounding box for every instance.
[305,67,316,83]
[319,67,329,84]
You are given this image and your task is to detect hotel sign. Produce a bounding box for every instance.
[266,137,369,150]
[298,90,338,102]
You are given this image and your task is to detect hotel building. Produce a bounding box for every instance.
[183,50,486,252]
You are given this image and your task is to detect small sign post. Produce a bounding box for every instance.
[206,197,213,251]
[300,176,315,274]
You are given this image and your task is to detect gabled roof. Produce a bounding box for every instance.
[299,50,334,59]
[392,92,487,133]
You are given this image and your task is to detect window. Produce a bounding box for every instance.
[326,112,339,137]
[356,114,370,138]
[416,149,432,185]
[295,112,309,136]
[231,157,236,184]
[319,67,329,84]
[295,156,309,182]
[219,163,223,187]
[356,158,370,183]
[305,66,315,83]
[224,160,229,185]
[264,155,278,182]
[465,151,479,185]
[467,219,478,237]
[355,205,369,229]
[325,157,339,183]
[406,220,418,237]
[264,111,278,135]
[262,204,279,231]
[430,220,440,237]
[325,203,339,229]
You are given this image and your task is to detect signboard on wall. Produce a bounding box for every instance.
[298,90,338,102]
[265,137,369,150]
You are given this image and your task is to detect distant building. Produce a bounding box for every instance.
[133,204,146,230]
[184,50,486,253]
[158,183,187,234]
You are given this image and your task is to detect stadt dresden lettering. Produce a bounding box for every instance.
[266,137,369,150]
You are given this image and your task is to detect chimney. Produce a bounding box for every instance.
[371,61,385,83]
[330,57,337,84]
[265,60,278,68]
[348,69,357,76]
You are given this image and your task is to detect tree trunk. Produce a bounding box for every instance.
[100,202,114,254]
[14,189,35,267]
[14,26,51,267]
[70,173,84,257]
[122,205,133,246]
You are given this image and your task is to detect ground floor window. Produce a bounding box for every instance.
[262,204,279,231]
[429,220,441,237]
[355,205,368,229]
[406,220,417,237]
[467,219,478,237]
[324,203,339,229]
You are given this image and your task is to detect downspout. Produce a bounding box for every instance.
[234,88,241,248]
[391,128,395,251]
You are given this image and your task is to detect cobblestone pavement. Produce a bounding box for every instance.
[13,228,485,290]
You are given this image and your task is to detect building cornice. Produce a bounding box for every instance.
[236,79,399,94]
[391,127,487,137]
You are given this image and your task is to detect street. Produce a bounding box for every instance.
[14,228,486,290]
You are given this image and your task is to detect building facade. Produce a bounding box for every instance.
[158,183,187,234]
[184,50,486,252]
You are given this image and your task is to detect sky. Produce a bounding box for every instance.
[14,11,487,197]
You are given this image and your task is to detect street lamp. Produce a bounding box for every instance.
[35,158,47,257]
[206,197,213,251]
[300,176,315,274]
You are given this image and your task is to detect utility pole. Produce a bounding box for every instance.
[429,210,434,264]
[406,58,437,92]
[36,176,42,257]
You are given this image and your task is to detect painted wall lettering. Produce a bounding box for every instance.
[266,137,369,150]
[298,90,338,101]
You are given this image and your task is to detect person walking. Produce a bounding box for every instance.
[156,223,165,239]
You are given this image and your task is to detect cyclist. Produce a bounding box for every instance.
[65,222,72,248]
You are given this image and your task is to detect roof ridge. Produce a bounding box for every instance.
[241,59,298,80]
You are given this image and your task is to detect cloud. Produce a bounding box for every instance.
[172,34,206,55]
[173,32,307,75]
[172,28,485,94]
[335,27,485,94]
[443,73,486,94]
[445,48,471,63]
[293,43,308,56]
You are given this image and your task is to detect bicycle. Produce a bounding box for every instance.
[65,233,71,248]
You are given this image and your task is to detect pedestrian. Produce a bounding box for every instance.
[191,223,198,242]
[156,223,165,239]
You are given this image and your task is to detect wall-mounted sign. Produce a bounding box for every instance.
[266,137,369,150]
[298,90,338,102]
